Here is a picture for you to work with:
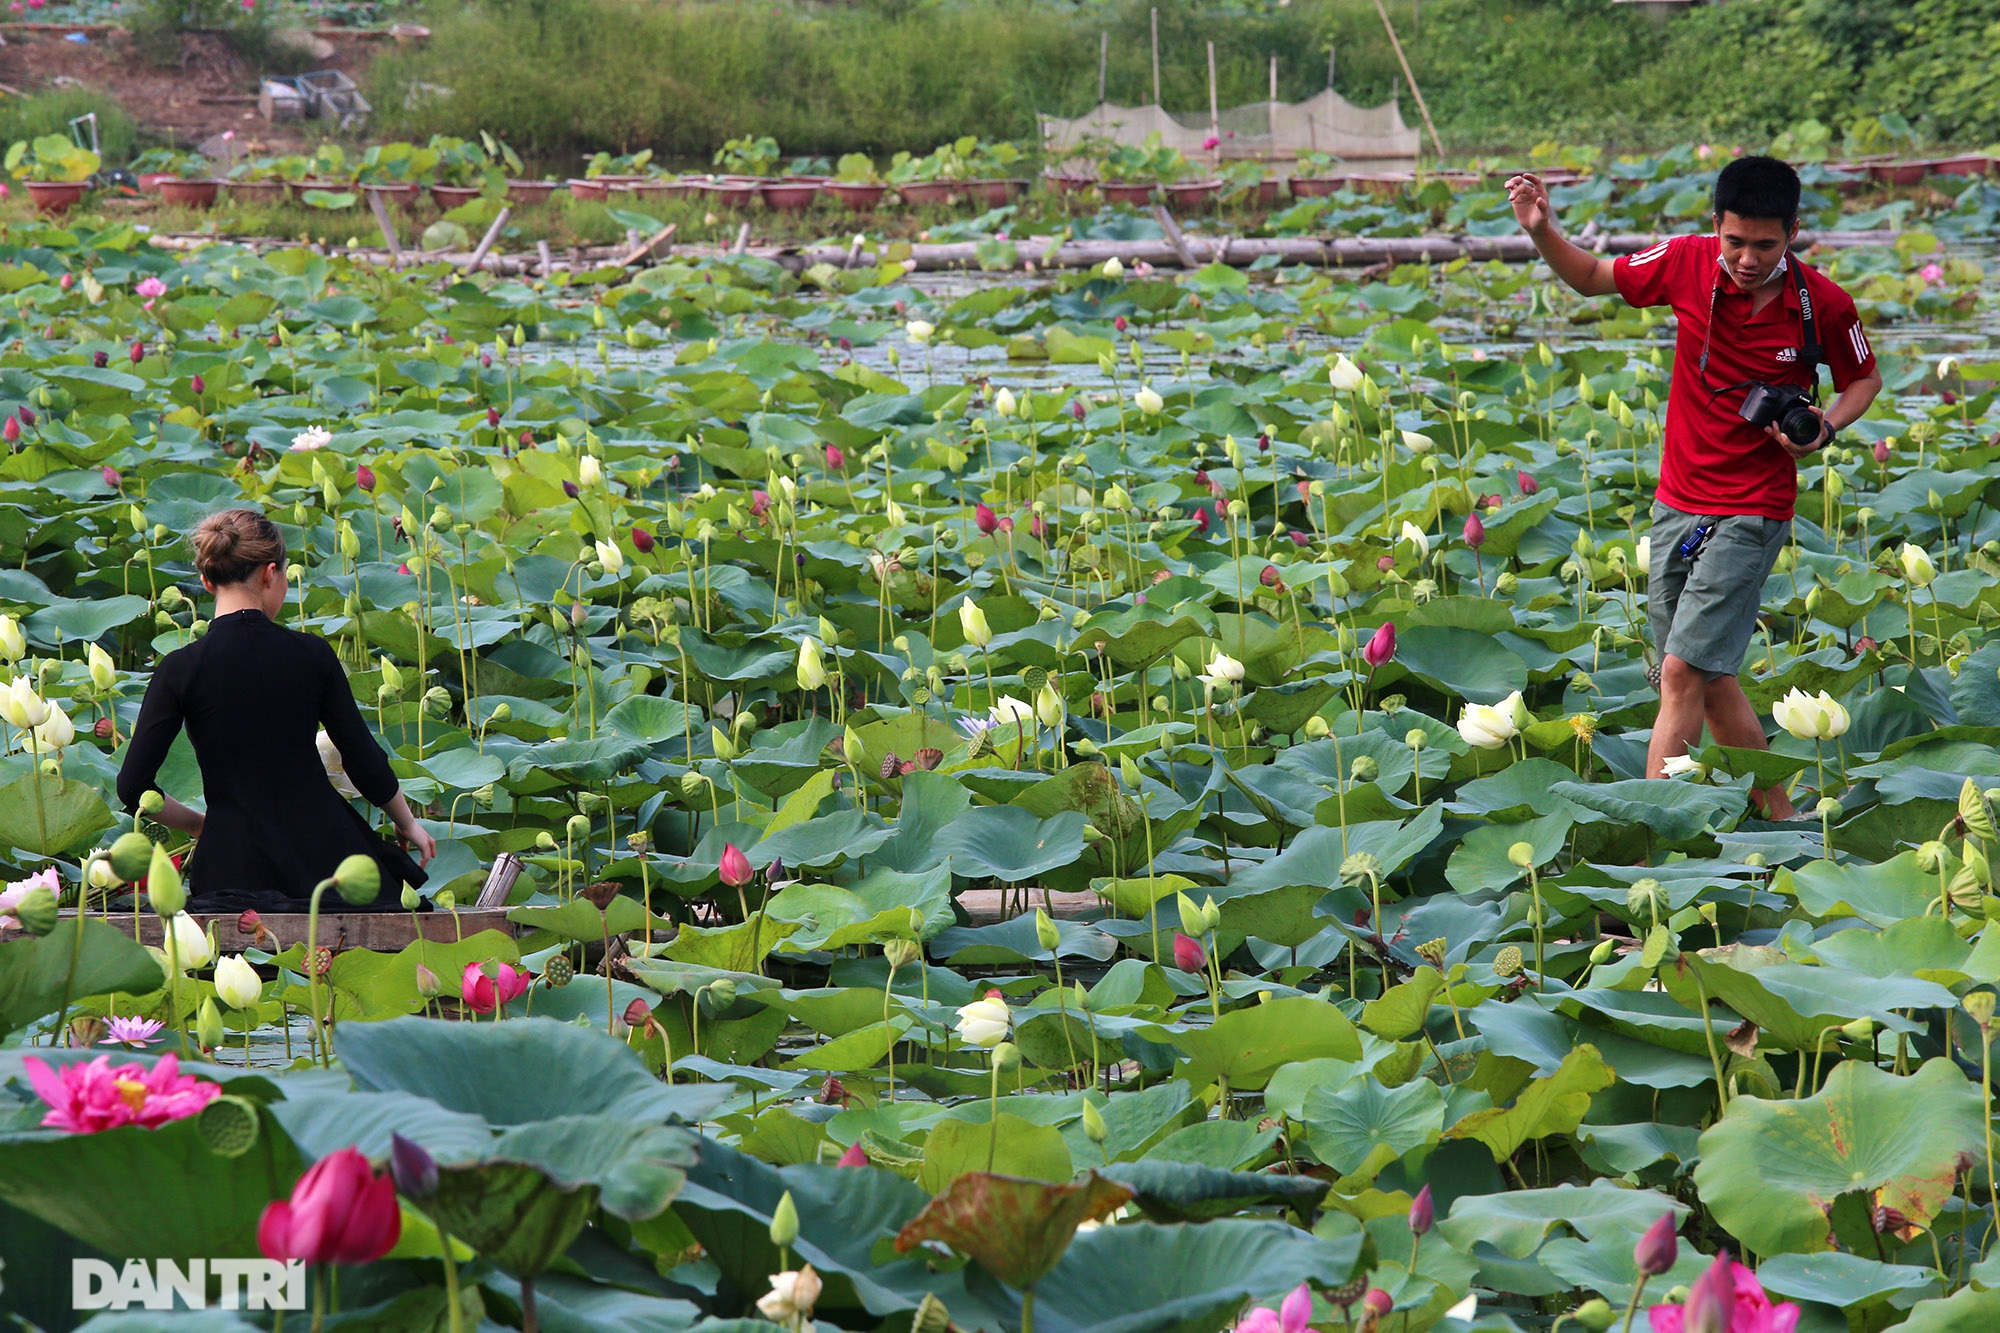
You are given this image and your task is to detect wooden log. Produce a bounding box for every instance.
[365,188,403,266]
[463,205,512,273]
[616,221,677,268]
[63,909,519,951]
[1151,203,1202,269]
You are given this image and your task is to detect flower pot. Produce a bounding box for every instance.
[567,177,610,201]
[825,182,888,211]
[157,178,220,209]
[759,180,821,211]
[1347,172,1414,198]
[286,178,352,204]
[137,172,177,193]
[1044,172,1094,194]
[1099,181,1156,206]
[1162,180,1222,209]
[430,184,482,209]
[1425,171,1482,190]
[226,179,286,205]
[963,178,1027,207]
[1287,176,1345,198]
[362,182,422,211]
[699,179,759,207]
[896,180,959,206]
[1932,154,1992,177]
[1867,161,1928,186]
[1245,178,1284,206]
[506,179,559,206]
[25,180,88,215]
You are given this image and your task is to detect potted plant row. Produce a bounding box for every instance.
[131,147,222,208]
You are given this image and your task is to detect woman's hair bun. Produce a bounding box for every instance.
[192,508,285,587]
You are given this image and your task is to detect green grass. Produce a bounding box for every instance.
[364,0,1997,164]
[0,90,138,166]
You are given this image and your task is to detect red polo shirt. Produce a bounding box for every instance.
[1614,234,1876,520]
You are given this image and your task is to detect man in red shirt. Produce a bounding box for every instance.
[1508,156,1882,819]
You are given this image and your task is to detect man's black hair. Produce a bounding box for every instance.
[1713,155,1801,229]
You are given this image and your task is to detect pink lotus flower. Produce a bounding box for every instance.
[24,1051,220,1133]
[1650,1251,1797,1333]
[1202,136,1220,151]
[974,502,998,535]
[100,1016,165,1049]
[751,489,771,518]
[1517,471,1539,495]
[459,960,529,1014]
[0,866,57,934]
[135,277,167,301]
[259,1147,401,1266]
[1362,622,1396,668]
[1172,931,1206,972]
[719,842,754,887]
[1233,1283,1311,1333]
[1463,513,1486,549]
[1920,262,1944,285]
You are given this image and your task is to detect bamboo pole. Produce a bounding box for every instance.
[1151,7,1161,105]
[365,188,403,265]
[1099,30,1110,105]
[464,206,512,273]
[1207,41,1220,166]
[1372,0,1444,160]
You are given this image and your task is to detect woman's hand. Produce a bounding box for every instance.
[384,792,437,866]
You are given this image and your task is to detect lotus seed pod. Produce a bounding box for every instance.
[1304,716,1331,740]
[10,885,57,936]
[1626,877,1668,922]
[1340,852,1382,884]
[1493,946,1524,977]
[1964,992,1996,1028]
[108,830,153,882]
[1840,1017,1875,1042]
[991,1040,1022,1072]
[1916,841,1947,873]
[1573,1298,1616,1332]
[883,938,922,970]
[332,853,381,906]
[197,1095,261,1158]
[541,953,574,987]
[1816,797,1843,821]
[1507,842,1536,870]
[1350,755,1380,783]
[1961,778,1998,842]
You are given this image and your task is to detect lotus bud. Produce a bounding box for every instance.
[1034,907,1061,953]
[1081,1098,1108,1144]
[1176,893,1206,939]
[1634,1213,1678,1276]
[769,1191,799,1249]
[1507,842,1536,870]
[109,830,153,881]
[196,997,225,1052]
[146,841,185,917]
[991,1040,1021,1072]
[1589,938,1616,965]
[390,1132,439,1200]
[332,853,381,906]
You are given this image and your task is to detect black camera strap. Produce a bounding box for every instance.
[1698,253,1823,402]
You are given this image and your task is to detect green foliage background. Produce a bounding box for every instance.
[365,0,2000,161]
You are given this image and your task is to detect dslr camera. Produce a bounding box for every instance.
[1738,382,1825,449]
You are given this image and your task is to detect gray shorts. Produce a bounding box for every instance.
[1647,502,1791,680]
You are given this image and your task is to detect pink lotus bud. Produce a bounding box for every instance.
[825,444,845,469]
[1634,1212,1679,1276]
[975,502,998,535]
[1376,554,1395,572]
[3,417,18,444]
[1463,513,1486,549]
[481,353,493,368]
[1172,931,1206,972]
[1070,399,1085,421]
[356,464,376,491]
[190,375,205,395]
[1288,529,1309,546]
[1194,507,1210,534]
[1362,622,1396,668]
[520,429,534,448]
[130,341,144,364]
[1517,471,1539,495]
[101,465,121,488]
[486,408,500,428]
[837,1141,869,1167]
[719,842,753,887]
[93,350,108,368]
[60,272,73,290]
[632,527,654,553]
[1681,1251,1734,1333]
[1873,439,1891,464]
[562,481,579,499]
[1114,315,1128,332]
[17,407,32,427]
[1362,1290,1393,1318]
[1408,1184,1434,1235]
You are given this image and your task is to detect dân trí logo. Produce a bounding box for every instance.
[72,1259,306,1311]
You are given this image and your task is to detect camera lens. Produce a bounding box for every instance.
[1780,406,1822,447]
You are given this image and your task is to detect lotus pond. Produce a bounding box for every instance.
[1,168,2000,1333]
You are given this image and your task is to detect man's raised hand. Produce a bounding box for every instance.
[1506,173,1550,236]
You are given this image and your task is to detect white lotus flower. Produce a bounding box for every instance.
[959,598,992,648]
[578,454,603,488]
[1399,521,1430,559]
[1634,536,1652,574]
[1897,542,1936,588]
[33,700,74,750]
[1401,429,1434,453]
[289,425,331,452]
[594,539,623,574]
[1102,257,1124,279]
[905,319,934,344]
[955,993,1010,1048]
[87,642,116,691]
[317,728,361,798]
[993,387,1017,418]
[1199,651,1245,691]
[1134,385,1164,415]
[161,912,214,970]
[988,695,1036,727]
[757,1266,822,1327]
[1457,697,1522,749]
[214,954,263,1009]
[797,638,826,691]
[1661,754,1704,778]
[0,614,23,662]
[1773,687,1850,741]
[1328,354,1364,392]
[0,676,48,729]
[1938,356,1960,380]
